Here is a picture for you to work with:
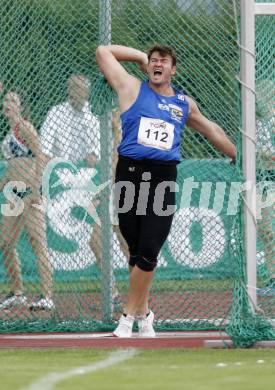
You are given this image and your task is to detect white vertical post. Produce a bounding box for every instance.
[241,0,257,309]
[99,0,113,322]
[99,0,111,45]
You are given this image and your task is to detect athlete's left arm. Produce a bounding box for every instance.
[186,97,236,160]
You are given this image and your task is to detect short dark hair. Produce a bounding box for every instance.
[147,44,177,66]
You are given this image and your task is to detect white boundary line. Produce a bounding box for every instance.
[21,349,137,390]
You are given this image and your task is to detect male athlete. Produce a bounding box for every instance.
[96,44,236,337]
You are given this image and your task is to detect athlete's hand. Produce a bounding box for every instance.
[139,54,148,74]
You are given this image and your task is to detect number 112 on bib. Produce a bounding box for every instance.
[138,117,175,150]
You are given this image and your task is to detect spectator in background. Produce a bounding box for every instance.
[0,90,54,311]
[41,74,128,301]
[40,74,100,165]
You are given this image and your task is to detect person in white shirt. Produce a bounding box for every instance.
[40,74,100,165]
[41,75,128,301]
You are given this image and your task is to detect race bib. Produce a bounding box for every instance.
[137,117,175,150]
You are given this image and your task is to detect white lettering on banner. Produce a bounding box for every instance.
[45,168,225,271]
[167,207,226,269]
[47,188,95,270]
[138,117,174,150]
[46,168,125,271]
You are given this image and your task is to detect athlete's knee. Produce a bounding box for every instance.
[136,256,157,272]
[142,238,163,260]
[129,254,139,267]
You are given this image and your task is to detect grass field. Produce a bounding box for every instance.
[1,348,275,390]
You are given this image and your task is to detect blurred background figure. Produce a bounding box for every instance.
[0,90,54,311]
[41,75,127,304]
[40,74,100,165]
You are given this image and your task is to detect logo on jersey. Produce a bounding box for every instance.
[169,104,184,122]
[158,103,183,121]
[158,103,170,112]
[177,94,185,101]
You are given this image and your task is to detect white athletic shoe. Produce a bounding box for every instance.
[29,296,55,311]
[0,292,27,310]
[137,310,156,338]
[113,314,135,338]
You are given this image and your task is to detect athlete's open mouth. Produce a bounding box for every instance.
[153,70,162,76]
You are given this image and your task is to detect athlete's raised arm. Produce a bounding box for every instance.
[96,45,148,112]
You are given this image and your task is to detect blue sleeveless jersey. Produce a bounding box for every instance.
[118,81,189,161]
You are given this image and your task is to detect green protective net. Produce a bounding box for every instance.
[253,9,275,340]
[226,0,275,347]
[0,0,274,346]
